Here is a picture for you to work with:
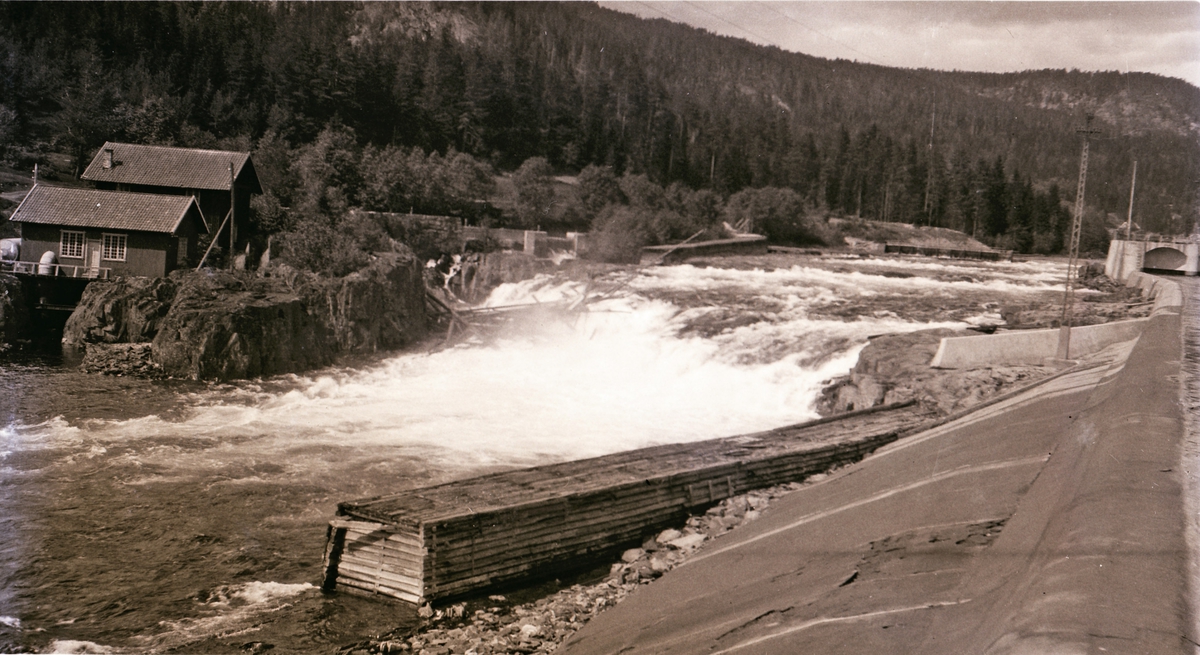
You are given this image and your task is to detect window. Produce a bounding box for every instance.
[60,230,85,259]
[176,237,188,266]
[101,234,127,262]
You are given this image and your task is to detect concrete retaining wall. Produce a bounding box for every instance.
[930,271,1183,369]
[930,319,1149,368]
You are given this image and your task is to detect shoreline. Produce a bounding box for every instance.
[334,260,1154,655]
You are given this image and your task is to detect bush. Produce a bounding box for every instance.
[275,218,369,277]
[589,205,654,263]
[724,187,819,245]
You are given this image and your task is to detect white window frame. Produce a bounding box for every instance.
[176,236,188,266]
[60,230,85,259]
[101,233,127,262]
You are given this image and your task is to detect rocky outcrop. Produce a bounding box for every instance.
[817,329,1049,416]
[62,276,177,347]
[295,250,429,352]
[64,249,428,381]
[150,272,333,380]
[0,273,29,351]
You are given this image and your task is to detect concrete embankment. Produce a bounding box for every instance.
[560,274,1194,654]
[930,269,1177,369]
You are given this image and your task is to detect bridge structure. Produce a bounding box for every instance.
[1105,234,1200,279]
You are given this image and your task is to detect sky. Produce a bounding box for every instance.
[598,2,1200,88]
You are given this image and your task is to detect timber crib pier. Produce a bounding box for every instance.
[321,401,928,605]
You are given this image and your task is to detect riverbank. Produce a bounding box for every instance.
[0,251,1142,654]
[332,257,1154,655]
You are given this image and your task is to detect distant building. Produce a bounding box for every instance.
[81,142,262,248]
[9,185,208,278]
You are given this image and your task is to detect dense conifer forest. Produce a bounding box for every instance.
[1,1,1197,261]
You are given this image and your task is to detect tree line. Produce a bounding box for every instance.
[0,1,1196,260]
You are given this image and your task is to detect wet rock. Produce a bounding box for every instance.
[62,276,177,347]
[816,328,1048,417]
[0,273,29,350]
[63,250,427,381]
[81,342,163,377]
[150,272,331,380]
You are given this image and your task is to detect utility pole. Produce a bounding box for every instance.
[1057,114,1102,360]
[1125,160,1137,240]
[924,106,936,225]
[229,162,236,270]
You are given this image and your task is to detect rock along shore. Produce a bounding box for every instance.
[62,249,427,381]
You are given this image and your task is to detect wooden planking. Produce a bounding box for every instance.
[336,560,425,594]
[423,434,899,584]
[339,403,925,523]
[325,403,928,604]
[337,576,423,604]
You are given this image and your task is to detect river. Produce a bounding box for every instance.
[0,254,1069,654]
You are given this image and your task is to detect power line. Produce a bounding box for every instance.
[751,2,888,66]
[630,1,888,68]
[678,1,781,48]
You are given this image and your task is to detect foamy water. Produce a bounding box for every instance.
[0,256,1068,653]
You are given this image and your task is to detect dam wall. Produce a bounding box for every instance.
[941,275,1190,653]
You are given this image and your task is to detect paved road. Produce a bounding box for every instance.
[563,280,1195,654]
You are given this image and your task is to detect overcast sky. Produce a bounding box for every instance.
[599,2,1200,88]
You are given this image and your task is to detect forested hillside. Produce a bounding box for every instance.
[1,1,1197,256]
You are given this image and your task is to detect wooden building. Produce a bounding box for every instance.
[9,185,208,278]
[81,142,261,248]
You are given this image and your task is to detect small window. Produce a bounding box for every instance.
[176,237,188,266]
[101,234,127,262]
[60,230,85,259]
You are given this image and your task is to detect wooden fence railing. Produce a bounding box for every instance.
[1,260,111,279]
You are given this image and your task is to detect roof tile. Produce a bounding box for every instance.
[81,142,254,192]
[10,185,205,234]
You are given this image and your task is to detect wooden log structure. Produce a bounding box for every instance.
[883,242,1014,262]
[321,401,932,605]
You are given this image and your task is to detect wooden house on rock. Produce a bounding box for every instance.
[9,185,208,278]
[81,142,262,252]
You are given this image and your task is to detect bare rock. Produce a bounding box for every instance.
[150,272,331,381]
[0,273,29,350]
[81,342,163,377]
[62,276,177,348]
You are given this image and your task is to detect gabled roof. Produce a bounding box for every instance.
[81,142,262,194]
[10,185,208,234]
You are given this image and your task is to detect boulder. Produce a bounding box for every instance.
[300,250,428,353]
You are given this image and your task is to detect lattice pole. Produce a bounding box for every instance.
[1057,114,1102,360]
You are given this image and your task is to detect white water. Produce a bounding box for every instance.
[15,260,1068,482]
[2,256,1070,653]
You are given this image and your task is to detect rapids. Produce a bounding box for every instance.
[0,256,1069,653]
